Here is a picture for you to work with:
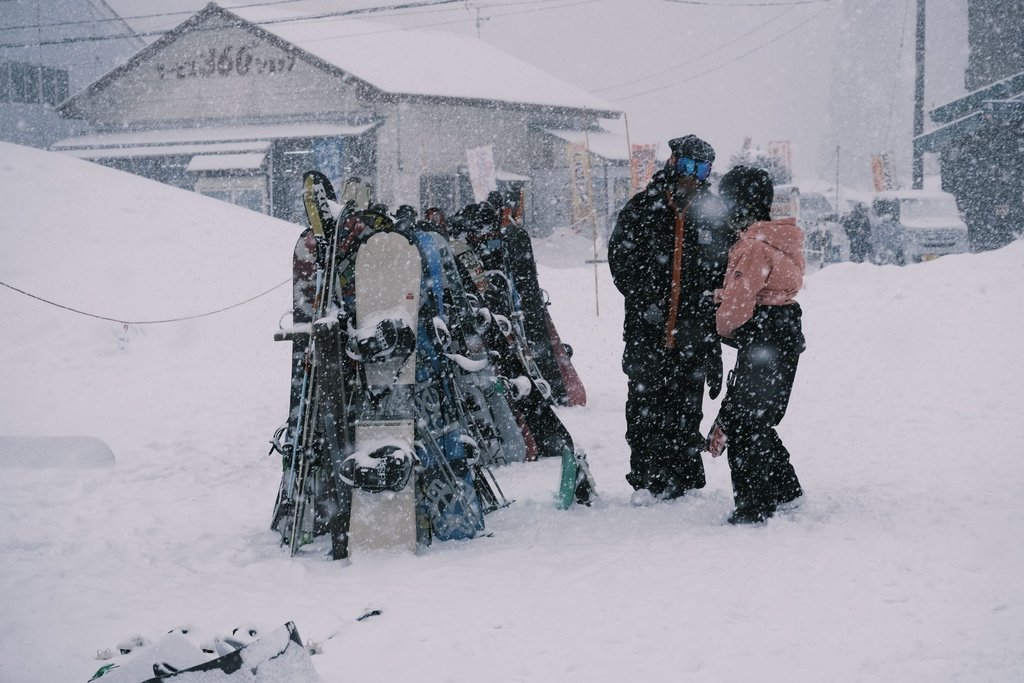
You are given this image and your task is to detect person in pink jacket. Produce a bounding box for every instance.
[707,166,805,524]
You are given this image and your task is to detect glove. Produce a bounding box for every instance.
[705,421,727,458]
[705,338,723,399]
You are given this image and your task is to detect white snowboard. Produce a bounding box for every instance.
[348,231,421,555]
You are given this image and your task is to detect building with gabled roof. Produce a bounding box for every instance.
[52,2,628,232]
[0,0,144,148]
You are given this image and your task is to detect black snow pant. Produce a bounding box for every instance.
[623,342,707,497]
[718,304,805,518]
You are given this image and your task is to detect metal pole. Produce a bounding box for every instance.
[835,145,841,214]
[912,0,926,189]
[585,129,600,317]
[623,112,635,194]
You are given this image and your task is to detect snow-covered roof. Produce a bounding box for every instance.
[929,70,1024,124]
[225,5,618,115]
[872,190,957,201]
[542,128,631,161]
[65,3,618,118]
[495,169,530,182]
[52,122,378,150]
[59,141,270,159]
[186,153,266,172]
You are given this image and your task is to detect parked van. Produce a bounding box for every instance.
[869,191,969,264]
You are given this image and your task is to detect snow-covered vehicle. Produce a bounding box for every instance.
[799,192,848,264]
[869,190,969,265]
[771,185,848,265]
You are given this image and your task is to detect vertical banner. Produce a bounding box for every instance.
[466,144,497,203]
[881,153,896,190]
[629,144,658,194]
[767,140,792,178]
[566,142,594,232]
[771,186,799,220]
[871,153,895,192]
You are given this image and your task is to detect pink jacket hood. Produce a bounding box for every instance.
[715,217,805,337]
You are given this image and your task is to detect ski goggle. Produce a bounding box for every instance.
[675,156,712,181]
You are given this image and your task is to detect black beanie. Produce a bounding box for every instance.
[668,134,715,163]
[719,165,774,223]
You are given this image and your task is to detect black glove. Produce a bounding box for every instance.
[705,338,723,399]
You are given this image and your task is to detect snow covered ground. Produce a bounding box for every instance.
[1,142,1022,681]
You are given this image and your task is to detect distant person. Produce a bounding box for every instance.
[842,202,871,262]
[609,135,733,504]
[707,166,805,524]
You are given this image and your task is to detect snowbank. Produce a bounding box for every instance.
[1,144,1022,682]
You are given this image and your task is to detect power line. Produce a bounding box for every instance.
[0,0,460,34]
[592,4,795,93]
[0,0,583,49]
[608,3,834,101]
[294,0,607,45]
[661,0,835,6]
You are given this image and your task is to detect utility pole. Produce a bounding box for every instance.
[835,145,840,214]
[912,0,926,189]
[471,4,489,39]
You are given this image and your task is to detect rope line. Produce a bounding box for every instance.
[0,278,290,326]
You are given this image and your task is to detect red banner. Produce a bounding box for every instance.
[629,144,658,194]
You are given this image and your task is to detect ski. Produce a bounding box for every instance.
[271,170,352,559]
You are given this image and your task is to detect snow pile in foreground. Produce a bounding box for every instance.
[1,143,1022,682]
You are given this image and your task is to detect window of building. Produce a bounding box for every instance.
[274,140,315,223]
[235,189,265,213]
[0,64,9,102]
[10,62,40,103]
[420,174,459,215]
[0,62,70,105]
[41,67,69,106]
[196,175,268,214]
[201,190,232,203]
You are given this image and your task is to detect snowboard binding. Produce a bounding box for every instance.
[346,318,416,364]
[340,445,415,492]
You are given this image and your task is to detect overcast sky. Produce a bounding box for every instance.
[6,0,970,189]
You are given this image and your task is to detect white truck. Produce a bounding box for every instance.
[869,190,969,265]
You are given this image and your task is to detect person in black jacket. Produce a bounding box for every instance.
[609,135,733,503]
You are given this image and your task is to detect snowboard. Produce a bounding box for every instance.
[410,228,487,539]
[430,232,527,467]
[542,303,587,407]
[557,447,598,509]
[499,219,572,404]
[450,236,575,460]
[344,229,422,554]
